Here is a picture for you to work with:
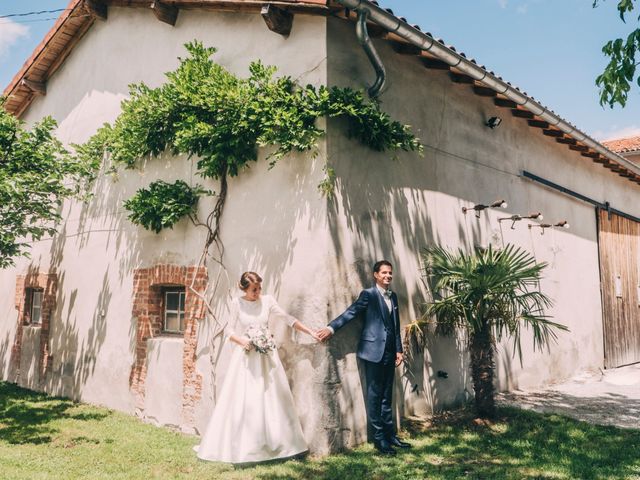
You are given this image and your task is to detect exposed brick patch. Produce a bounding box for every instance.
[130,264,207,427]
[11,271,58,386]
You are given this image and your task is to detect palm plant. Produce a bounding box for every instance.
[416,244,568,418]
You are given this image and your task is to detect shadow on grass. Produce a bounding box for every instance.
[254,407,640,480]
[0,382,108,445]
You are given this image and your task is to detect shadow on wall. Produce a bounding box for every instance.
[0,332,12,379]
[39,152,139,400]
[320,118,495,449]
[195,151,330,439]
[44,271,111,400]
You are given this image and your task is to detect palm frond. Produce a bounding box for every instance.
[420,243,568,363]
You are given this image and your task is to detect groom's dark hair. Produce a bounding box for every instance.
[373,260,392,273]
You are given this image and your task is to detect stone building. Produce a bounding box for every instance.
[2,0,640,454]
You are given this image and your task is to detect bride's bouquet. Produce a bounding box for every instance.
[245,325,276,354]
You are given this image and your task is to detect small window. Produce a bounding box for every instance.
[163,288,185,333]
[26,288,43,324]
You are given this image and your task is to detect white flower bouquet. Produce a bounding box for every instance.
[245,325,276,354]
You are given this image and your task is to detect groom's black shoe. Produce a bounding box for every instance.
[373,439,396,455]
[388,436,412,449]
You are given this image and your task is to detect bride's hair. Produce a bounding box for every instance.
[239,271,262,291]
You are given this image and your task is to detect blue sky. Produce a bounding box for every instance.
[0,0,638,140]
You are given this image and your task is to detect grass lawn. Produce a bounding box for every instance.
[1,382,639,480]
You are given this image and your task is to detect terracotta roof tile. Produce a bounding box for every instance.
[603,136,640,154]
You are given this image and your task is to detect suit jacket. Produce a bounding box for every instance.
[329,286,402,363]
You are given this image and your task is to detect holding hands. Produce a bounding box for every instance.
[316,327,333,342]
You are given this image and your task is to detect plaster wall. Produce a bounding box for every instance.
[19,326,41,390]
[0,7,333,451]
[145,337,184,428]
[2,6,639,455]
[0,274,19,380]
[325,17,640,418]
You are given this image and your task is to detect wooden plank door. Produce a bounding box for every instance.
[597,209,640,368]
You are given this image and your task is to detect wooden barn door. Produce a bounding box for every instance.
[597,209,640,368]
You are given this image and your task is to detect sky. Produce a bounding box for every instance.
[0,0,639,141]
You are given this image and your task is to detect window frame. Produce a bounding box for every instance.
[161,287,186,335]
[25,288,44,325]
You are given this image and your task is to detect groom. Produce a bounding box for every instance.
[317,260,411,455]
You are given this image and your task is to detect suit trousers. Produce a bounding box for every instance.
[363,343,396,442]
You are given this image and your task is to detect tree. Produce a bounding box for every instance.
[594,0,640,107]
[413,244,568,418]
[0,103,96,268]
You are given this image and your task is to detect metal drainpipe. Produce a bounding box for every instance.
[356,8,386,98]
[335,0,640,176]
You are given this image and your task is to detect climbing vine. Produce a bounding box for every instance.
[123,180,208,234]
[79,41,422,250]
[76,40,423,400]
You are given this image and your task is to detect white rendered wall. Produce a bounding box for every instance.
[2,7,639,454]
[0,6,333,451]
[325,16,640,420]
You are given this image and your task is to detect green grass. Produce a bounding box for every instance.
[1,382,639,480]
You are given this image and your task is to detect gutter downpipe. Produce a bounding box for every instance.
[335,0,640,177]
[356,9,386,98]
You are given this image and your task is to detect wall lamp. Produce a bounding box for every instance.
[528,220,570,235]
[499,212,543,229]
[462,199,508,217]
[486,116,502,129]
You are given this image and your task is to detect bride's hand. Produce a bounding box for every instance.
[241,338,253,351]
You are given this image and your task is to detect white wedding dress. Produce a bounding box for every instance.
[194,295,308,464]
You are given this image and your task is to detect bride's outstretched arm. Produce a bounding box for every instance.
[291,320,322,342]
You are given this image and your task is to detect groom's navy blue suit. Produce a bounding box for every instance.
[328,286,402,443]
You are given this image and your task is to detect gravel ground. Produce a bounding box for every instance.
[497,363,640,429]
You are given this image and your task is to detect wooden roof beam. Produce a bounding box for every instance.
[569,144,589,153]
[86,0,107,20]
[449,72,474,84]
[421,57,450,70]
[152,0,179,26]
[473,84,496,97]
[528,119,549,129]
[261,4,293,36]
[511,109,534,119]
[494,97,518,108]
[556,137,577,145]
[392,41,422,56]
[20,78,46,96]
[542,129,564,138]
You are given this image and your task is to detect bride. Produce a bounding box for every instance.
[195,271,319,464]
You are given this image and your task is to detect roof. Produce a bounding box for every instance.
[3,0,640,186]
[603,136,640,154]
[2,0,330,117]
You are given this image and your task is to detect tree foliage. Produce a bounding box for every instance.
[0,104,97,268]
[409,244,568,417]
[79,41,422,236]
[594,0,640,107]
[123,180,208,233]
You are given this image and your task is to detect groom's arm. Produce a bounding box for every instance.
[317,290,369,341]
[392,293,404,366]
[393,294,403,354]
